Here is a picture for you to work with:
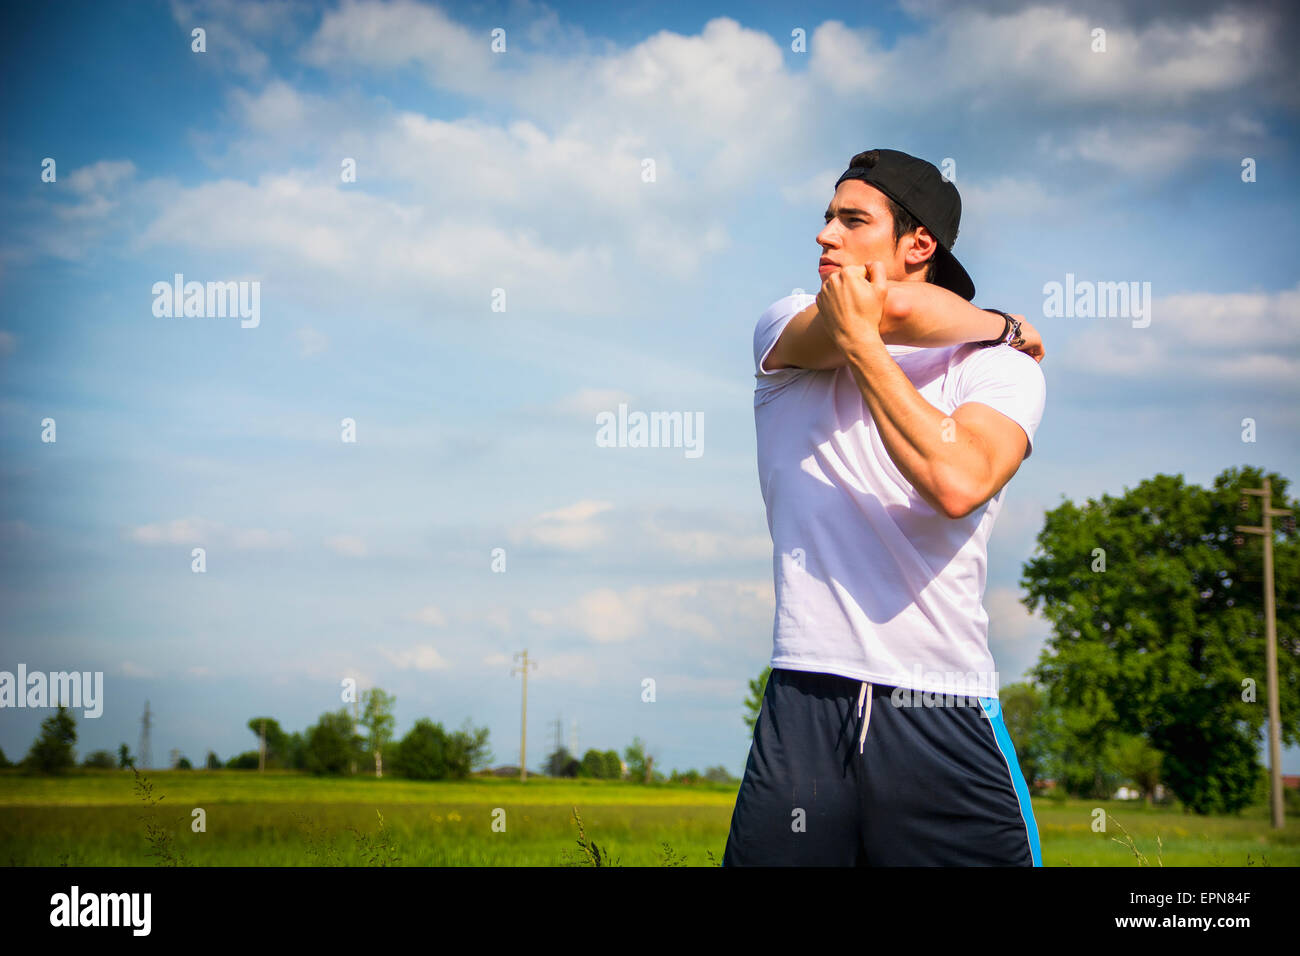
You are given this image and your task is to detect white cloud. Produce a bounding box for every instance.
[406,605,447,627]
[1058,284,1300,387]
[381,644,449,671]
[510,499,614,550]
[324,534,367,557]
[537,578,773,644]
[126,516,292,550]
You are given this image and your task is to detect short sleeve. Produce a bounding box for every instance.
[953,345,1046,460]
[753,293,817,405]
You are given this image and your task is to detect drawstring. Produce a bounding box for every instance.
[857,681,873,753]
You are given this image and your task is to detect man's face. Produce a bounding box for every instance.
[817,180,910,284]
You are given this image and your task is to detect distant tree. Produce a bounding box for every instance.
[176,756,193,770]
[602,749,623,780]
[393,719,450,780]
[702,765,734,784]
[117,743,134,770]
[304,709,364,776]
[446,718,491,778]
[743,665,772,736]
[670,768,701,785]
[544,746,580,777]
[226,751,260,770]
[360,689,397,778]
[24,706,77,774]
[624,737,656,783]
[283,731,306,770]
[579,748,609,779]
[0,747,10,768]
[247,717,290,769]
[1106,733,1163,806]
[82,750,117,769]
[205,751,221,770]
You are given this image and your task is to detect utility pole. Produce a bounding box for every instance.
[1235,477,1294,830]
[351,693,360,776]
[512,650,537,781]
[138,701,152,771]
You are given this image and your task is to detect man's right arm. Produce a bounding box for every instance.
[761,281,1016,372]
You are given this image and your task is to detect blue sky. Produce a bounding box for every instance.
[1,0,1297,777]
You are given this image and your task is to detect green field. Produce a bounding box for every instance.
[1,770,1296,866]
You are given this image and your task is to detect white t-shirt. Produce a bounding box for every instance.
[753,293,1046,697]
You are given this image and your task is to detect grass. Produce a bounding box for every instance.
[0,769,1296,866]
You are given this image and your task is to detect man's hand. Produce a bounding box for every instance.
[815,262,890,354]
[1007,316,1045,362]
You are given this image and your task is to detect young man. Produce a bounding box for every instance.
[724,149,1046,866]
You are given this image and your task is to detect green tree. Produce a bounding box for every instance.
[446,718,492,778]
[1021,466,1299,814]
[24,706,77,773]
[304,709,364,776]
[360,689,397,778]
[247,717,290,769]
[0,747,10,768]
[544,746,580,777]
[117,743,134,769]
[205,750,221,770]
[578,748,607,778]
[176,755,193,770]
[623,737,657,783]
[744,665,772,735]
[393,719,450,780]
[82,749,117,769]
[1107,733,1164,806]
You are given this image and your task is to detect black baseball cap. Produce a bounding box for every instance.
[833,148,975,301]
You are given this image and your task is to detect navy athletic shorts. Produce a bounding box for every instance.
[723,668,1042,866]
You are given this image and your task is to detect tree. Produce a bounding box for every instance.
[624,737,658,783]
[544,746,580,777]
[578,747,621,779]
[176,755,193,770]
[0,747,10,768]
[1107,733,1164,806]
[744,665,772,735]
[394,719,450,780]
[703,765,734,783]
[117,743,134,769]
[82,750,117,769]
[360,689,397,778]
[24,706,77,773]
[205,751,221,770]
[303,709,364,776]
[447,718,492,778]
[247,717,289,769]
[602,749,623,780]
[1021,466,1299,814]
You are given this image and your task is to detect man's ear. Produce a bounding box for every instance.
[908,227,938,266]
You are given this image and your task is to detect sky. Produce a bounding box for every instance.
[1,0,1297,778]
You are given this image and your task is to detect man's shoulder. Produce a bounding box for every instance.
[758,292,816,324]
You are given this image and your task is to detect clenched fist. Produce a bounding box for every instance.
[816,261,890,354]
